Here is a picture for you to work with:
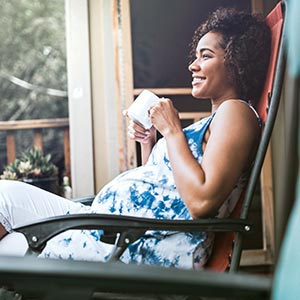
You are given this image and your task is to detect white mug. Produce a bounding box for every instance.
[127,90,160,129]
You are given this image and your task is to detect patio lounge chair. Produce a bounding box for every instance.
[0,1,289,299]
[15,0,286,270]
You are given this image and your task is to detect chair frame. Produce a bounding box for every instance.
[0,255,272,300]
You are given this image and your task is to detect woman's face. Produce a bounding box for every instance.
[188,32,237,102]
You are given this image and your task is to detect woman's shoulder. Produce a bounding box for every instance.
[215,99,260,126]
[218,99,258,113]
[211,99,261,138]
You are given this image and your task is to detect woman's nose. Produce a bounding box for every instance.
[188,59,199,72]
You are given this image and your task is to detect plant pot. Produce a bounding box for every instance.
[21,177,59,195]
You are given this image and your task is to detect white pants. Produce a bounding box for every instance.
[0,180,85,256]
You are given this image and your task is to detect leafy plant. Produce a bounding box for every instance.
[0,148,58,180]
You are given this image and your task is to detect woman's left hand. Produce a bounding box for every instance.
[149,98,181,137]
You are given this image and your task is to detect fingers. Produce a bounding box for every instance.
[148,98,173,113]
[148,98,177,120]
[127,120,151,142]
[128,130,150,141]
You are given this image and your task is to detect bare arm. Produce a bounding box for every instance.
[150,99,260,219]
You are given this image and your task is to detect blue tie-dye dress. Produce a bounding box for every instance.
[41,115,246,269]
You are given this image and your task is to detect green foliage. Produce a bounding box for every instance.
[0,0,68,121]
[1,148,58,180]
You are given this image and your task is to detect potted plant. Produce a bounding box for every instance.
[0,148,59,194]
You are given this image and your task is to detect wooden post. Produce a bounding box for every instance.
[33,129,43,152]
[64,127,71,179]
[6,132,16,164]
[260,145,275,259]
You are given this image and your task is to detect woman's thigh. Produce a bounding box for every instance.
[0,180,87,232]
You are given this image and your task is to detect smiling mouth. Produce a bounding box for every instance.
[192,77,206,84]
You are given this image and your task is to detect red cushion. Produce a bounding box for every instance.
[257,2,283,123]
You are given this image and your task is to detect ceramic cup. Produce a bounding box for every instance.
[127,90,160,129]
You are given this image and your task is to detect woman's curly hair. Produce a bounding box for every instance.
[190,8,271,105]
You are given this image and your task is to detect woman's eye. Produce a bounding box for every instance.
[202,54,210,59]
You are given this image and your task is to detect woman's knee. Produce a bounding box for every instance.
[0,231,28,256]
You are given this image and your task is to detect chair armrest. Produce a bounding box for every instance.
[0,256,271,299]
[14,214,253,252]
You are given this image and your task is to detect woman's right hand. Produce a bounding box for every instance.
[127,120,157,165]
[127,119,156,145]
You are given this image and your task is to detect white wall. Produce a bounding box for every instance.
[65,0,94,197]
[65,0,119,196]
[89,0,119,193]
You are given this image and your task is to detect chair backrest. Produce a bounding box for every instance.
[205,1,286,272]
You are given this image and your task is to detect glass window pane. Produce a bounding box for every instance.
[0,0,68,192]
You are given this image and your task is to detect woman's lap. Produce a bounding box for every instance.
[0,181,207,269]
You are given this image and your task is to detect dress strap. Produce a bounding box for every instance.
[239,100,262,128]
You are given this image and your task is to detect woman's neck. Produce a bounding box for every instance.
[211,96,240,113]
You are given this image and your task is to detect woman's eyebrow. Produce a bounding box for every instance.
[198,47,215,54]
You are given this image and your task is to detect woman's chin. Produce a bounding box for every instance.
[191,86,204,98]
[191,90,206,99]
[191,89,199,98]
